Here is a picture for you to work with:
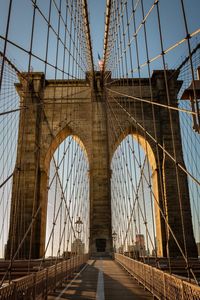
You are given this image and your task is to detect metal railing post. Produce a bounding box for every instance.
[44,267,48,299]
[163,272,166,299]
[32,273,36,300]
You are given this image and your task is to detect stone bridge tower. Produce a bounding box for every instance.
[6,70,197,259]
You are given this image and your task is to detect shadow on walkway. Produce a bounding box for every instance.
[48,259,153,300]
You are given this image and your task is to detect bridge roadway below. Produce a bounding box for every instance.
[48,258,153,300]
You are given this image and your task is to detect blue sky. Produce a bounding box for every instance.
[88,0,200,72]
[0,0,200,75]
[88,0,106,66]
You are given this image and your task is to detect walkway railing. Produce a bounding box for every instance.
[0,254,88,299]
[115,253,200,300]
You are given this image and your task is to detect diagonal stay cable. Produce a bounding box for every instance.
[109,94,200,187]
[106,94,198,283]
[106,87,197,116]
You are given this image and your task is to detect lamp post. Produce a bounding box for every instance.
[112,231,117,253]
[75,217,83,240]
[74,217,83,255]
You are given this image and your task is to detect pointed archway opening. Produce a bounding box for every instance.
[44,135,90,259]
[111,134,165,259]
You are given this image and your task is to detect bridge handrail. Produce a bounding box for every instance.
[0,254,89,299]
[115,253,200,300]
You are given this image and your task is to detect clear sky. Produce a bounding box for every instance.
[88,0,200,70]
[88,0,106,66]
[0,0,200,74]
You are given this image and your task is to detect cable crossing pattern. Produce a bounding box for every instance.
[0,0,200,298]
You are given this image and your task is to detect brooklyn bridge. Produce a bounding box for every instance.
[0,0,200,299]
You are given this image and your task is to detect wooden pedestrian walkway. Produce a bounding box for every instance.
[48,258,153,300]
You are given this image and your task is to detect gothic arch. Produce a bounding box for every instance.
[6,71,197,259]
[43,126,90,174]
[110,129,165,256]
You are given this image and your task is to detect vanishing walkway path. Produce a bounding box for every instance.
[48,258,153,300]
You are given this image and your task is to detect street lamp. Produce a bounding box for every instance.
[75,216,83,240]
[112,231,117,253]
[74,217,84,256]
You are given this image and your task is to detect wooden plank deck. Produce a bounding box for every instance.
[48,258,153,300]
